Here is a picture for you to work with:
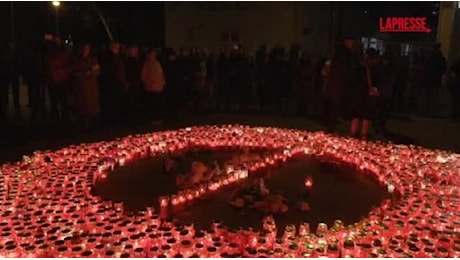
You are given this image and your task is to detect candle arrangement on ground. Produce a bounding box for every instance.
[0,125,459,257]
[229,175,290,214]
[96,148,385,233]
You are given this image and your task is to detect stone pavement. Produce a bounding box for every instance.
[1,111,459,165]
[1,83,459,164]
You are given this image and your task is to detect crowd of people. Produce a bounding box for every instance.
[1,36,459,138]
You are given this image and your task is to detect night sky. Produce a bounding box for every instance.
[0,1,439,48]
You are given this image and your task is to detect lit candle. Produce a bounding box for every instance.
[304,176,313,190]
[159,196,169,208]
[387,183,395,193]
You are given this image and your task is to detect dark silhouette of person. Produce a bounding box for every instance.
[284,44,301,116]
[0,43,10,128]
[227,45,241,111]
[374,53,395,134]
[189,47,202,111]
[392,55,409,112]
[177,48,195,113]
[205,52,217,111]
[268,46,289,115]
[6,43,21,116]
[294,50,314,117]
[124,45,143,125]
[255,45,269,112]
[235,47,253,112]
[448,57,460,122]
[407,53,424,114]
[163,49,187,121]
[323,38,354,133]
[45,37,72,122]
[422,43,447,117]
[347,48,381,139]
[216,48,231,111]
[73,44,101,132]
[99,42,128,127]
[25,41,48,128]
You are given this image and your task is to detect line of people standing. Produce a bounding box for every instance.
[320,38,456,139]
[2,36,458,138]
[1,38,169,132]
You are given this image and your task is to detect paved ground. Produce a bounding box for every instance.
[1,82,459,164]
[2,111,460,164]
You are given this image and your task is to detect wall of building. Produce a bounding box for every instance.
[164,2,333,58]
[451,7,460,62]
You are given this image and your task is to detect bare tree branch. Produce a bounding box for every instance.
[91,2,114,42]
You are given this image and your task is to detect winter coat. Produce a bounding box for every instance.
[99,52,127,92]
[378,64,395,98]
[46,49,72,84]
[423,51,447,88]
[294,60,314,102]
[324,48,353,102]
[124,57,142,91]
[141,59,165,92]
[73,56,100,117]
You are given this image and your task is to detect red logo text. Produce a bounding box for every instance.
[379,17,431,33]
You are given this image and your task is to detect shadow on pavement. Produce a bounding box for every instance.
[381,131,418,146]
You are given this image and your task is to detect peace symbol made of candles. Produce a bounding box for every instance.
[0,125,459,257]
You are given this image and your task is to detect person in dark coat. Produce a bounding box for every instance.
[375,54,395,134]
[45,37,72,122]
[23,41,48,127]
[267,46,289,115]
[448,57,460,122]
[422,43,447,117]
[284,44,300,116]
[73,44,100,132]
[347,48,381,139]
[227,46,242,111]
[323,39,354,132]
[205,52,217,111]
[236,47,253,112]
[392,55,409,112]
[0,43,10,127]
[5,43,21,116]
[177,48,195,112]
[124,45,143,124]
[163,49,187,121]
[255,45,269,112]
[216,49,231,111]
[99,42,128,127]
[294,50,314,117]
[407,54,424,114]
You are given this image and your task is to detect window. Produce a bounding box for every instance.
[361,37,384,54]
[401,43,412,56]
[361,37,369,49]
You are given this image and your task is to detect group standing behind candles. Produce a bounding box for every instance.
[1,35,457,139]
